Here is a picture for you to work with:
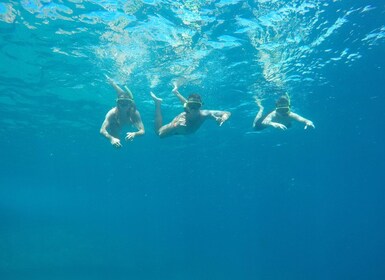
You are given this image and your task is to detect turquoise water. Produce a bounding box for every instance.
[1,1,385,279]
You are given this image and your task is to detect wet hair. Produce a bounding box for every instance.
[275,95,290,108]
[116,96,134,103]
[116,97,136,113]
[187,94,202,104]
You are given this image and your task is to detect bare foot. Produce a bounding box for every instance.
[172,81,178,92]
[255,97,263,108]
[150,92,162,104]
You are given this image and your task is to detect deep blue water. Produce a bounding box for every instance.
[1,1,385,279]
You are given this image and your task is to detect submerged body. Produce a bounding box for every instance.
[253,96,315,131]
[151,85,231,138]
[100,77,145,148]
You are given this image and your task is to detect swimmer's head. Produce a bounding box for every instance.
[116,96,134,108]
[184,94,203,111]
[275,95,291,115]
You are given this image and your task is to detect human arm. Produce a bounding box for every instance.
[262,111,288,130]
[205,110,231,126]
[100,110,122,148]
[157,113,187,138]
[172,84,188,105]
[125,111,145,141]
[289,112,315,129]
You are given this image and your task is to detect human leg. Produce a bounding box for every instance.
[253,97,264,128]
[105,75,126,96]
[150,92,163,135]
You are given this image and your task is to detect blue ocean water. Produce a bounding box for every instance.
[1,0,385,279]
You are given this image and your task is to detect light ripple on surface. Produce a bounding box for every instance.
[0,0,384,130]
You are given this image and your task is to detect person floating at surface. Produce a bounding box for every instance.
[253,94,315,131]
[100,76,145,148]
[150,83,231,138]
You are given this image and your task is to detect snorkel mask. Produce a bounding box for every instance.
[184,94,203,112]
[276,105,290,115]
[184,100,202,110]
[275,95,291,115]
[116,97,134,107]
[115,84,135,108]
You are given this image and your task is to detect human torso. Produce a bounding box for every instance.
[271,111,292,127]
[172,112,206,135]
[107,107,135,136]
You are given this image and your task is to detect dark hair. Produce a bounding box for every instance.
[275,96,290,108]
[187,94,202,103]
[117,98,136,113]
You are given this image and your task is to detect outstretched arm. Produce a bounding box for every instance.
[262,111,287,130]
[172,84,188,105]
[205,110,231,126]
[100,110,122,148]
[125,111,145,141]
[289,112,315,129]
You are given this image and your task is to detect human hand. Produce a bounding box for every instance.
[110,137,122,148]
[125,132,136,141]
[173,116,186,127]
[304,121,315,129]
[215,113,230,126]
[271,122,287,130]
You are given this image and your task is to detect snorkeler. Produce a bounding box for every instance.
[150,83,231,138]
[253,95,315,131]
[100,75,145,148]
